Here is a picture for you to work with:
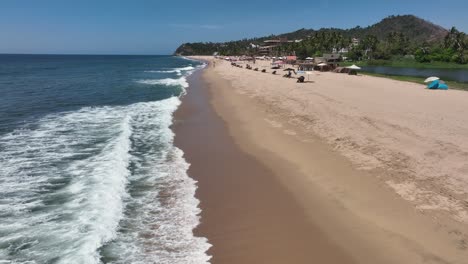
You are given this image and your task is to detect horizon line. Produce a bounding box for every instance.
[0,53,173,56]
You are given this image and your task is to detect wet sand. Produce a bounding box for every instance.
[173,70,355,263]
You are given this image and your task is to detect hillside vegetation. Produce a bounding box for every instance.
[174,15,468,65]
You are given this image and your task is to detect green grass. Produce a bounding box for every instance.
[341,60,468,69]
[361,72,468,91]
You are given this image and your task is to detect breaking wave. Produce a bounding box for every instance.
[0,57,211,263]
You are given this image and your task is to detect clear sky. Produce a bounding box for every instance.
[1,0,467,55]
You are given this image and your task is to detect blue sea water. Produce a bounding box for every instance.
[0,55,210,263]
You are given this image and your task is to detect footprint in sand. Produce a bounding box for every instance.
[283,129,297,136]
[264,118,283,128]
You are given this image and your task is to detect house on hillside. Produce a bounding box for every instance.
[332,47,349,53]
[258,37,296,56]
[258,45,276,56]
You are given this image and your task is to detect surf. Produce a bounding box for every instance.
[0,55,210,264]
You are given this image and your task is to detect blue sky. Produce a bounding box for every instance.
[1,0,467,55]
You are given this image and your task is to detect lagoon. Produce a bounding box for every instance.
[361,66,468,83]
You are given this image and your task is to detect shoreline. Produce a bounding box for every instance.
[176,56,468,263]
[173,68,355,263]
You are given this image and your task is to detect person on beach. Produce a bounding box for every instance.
[212,60,216,68]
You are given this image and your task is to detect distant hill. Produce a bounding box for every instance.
[354,15,448,42]
[174,15,450,55]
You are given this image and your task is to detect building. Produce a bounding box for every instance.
[258,37,295,56]
[324,53,342,65]
[314,53,343,70]
[258,45,277,56]
[351,38,360,46]
[332,47,349,54]
[263,37,292,45]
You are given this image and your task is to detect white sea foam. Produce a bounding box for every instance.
[137,77,189,92]
[0,97,211,263]
[148,66,195,73]
[180,57,208,68]
[99,97,211,264]
[180,56,200,63]
[0,105,133,263]
[145,66,196,76]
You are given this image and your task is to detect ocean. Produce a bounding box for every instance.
[0,55,210,263]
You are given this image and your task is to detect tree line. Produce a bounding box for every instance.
[267,27,467,64]
[175,28,467,65]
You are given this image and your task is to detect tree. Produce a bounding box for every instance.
[385,32,410,56]
[444,27,467,64]
[361,35,379,59]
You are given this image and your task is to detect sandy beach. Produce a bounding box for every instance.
[4,3,468,263]
[175,56,468,263]
[205,57,468,224]
[174,70,355,263]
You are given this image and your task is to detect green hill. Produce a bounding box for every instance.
[357,15,448,42]
[174,15,450,56]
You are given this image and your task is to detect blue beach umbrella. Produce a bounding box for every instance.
[438,82,449,90]
[427,80,449,90]
[427,80,439,89]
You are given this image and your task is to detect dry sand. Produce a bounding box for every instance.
[208,57,468,223]
[185,56,468,263]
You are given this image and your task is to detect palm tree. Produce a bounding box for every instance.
[444,27,467,63]
[454,31,466,63]
[444,27,458,49]
[362,35,379,59]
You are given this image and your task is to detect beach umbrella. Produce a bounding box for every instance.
[346,64,361,70]
[424,76,440,83]
[427,80,439,89]
[438,82,449,90]
[427,79,449,90]
[317,62,328,66]
[305,57,314,60]
[283,68,296,75]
